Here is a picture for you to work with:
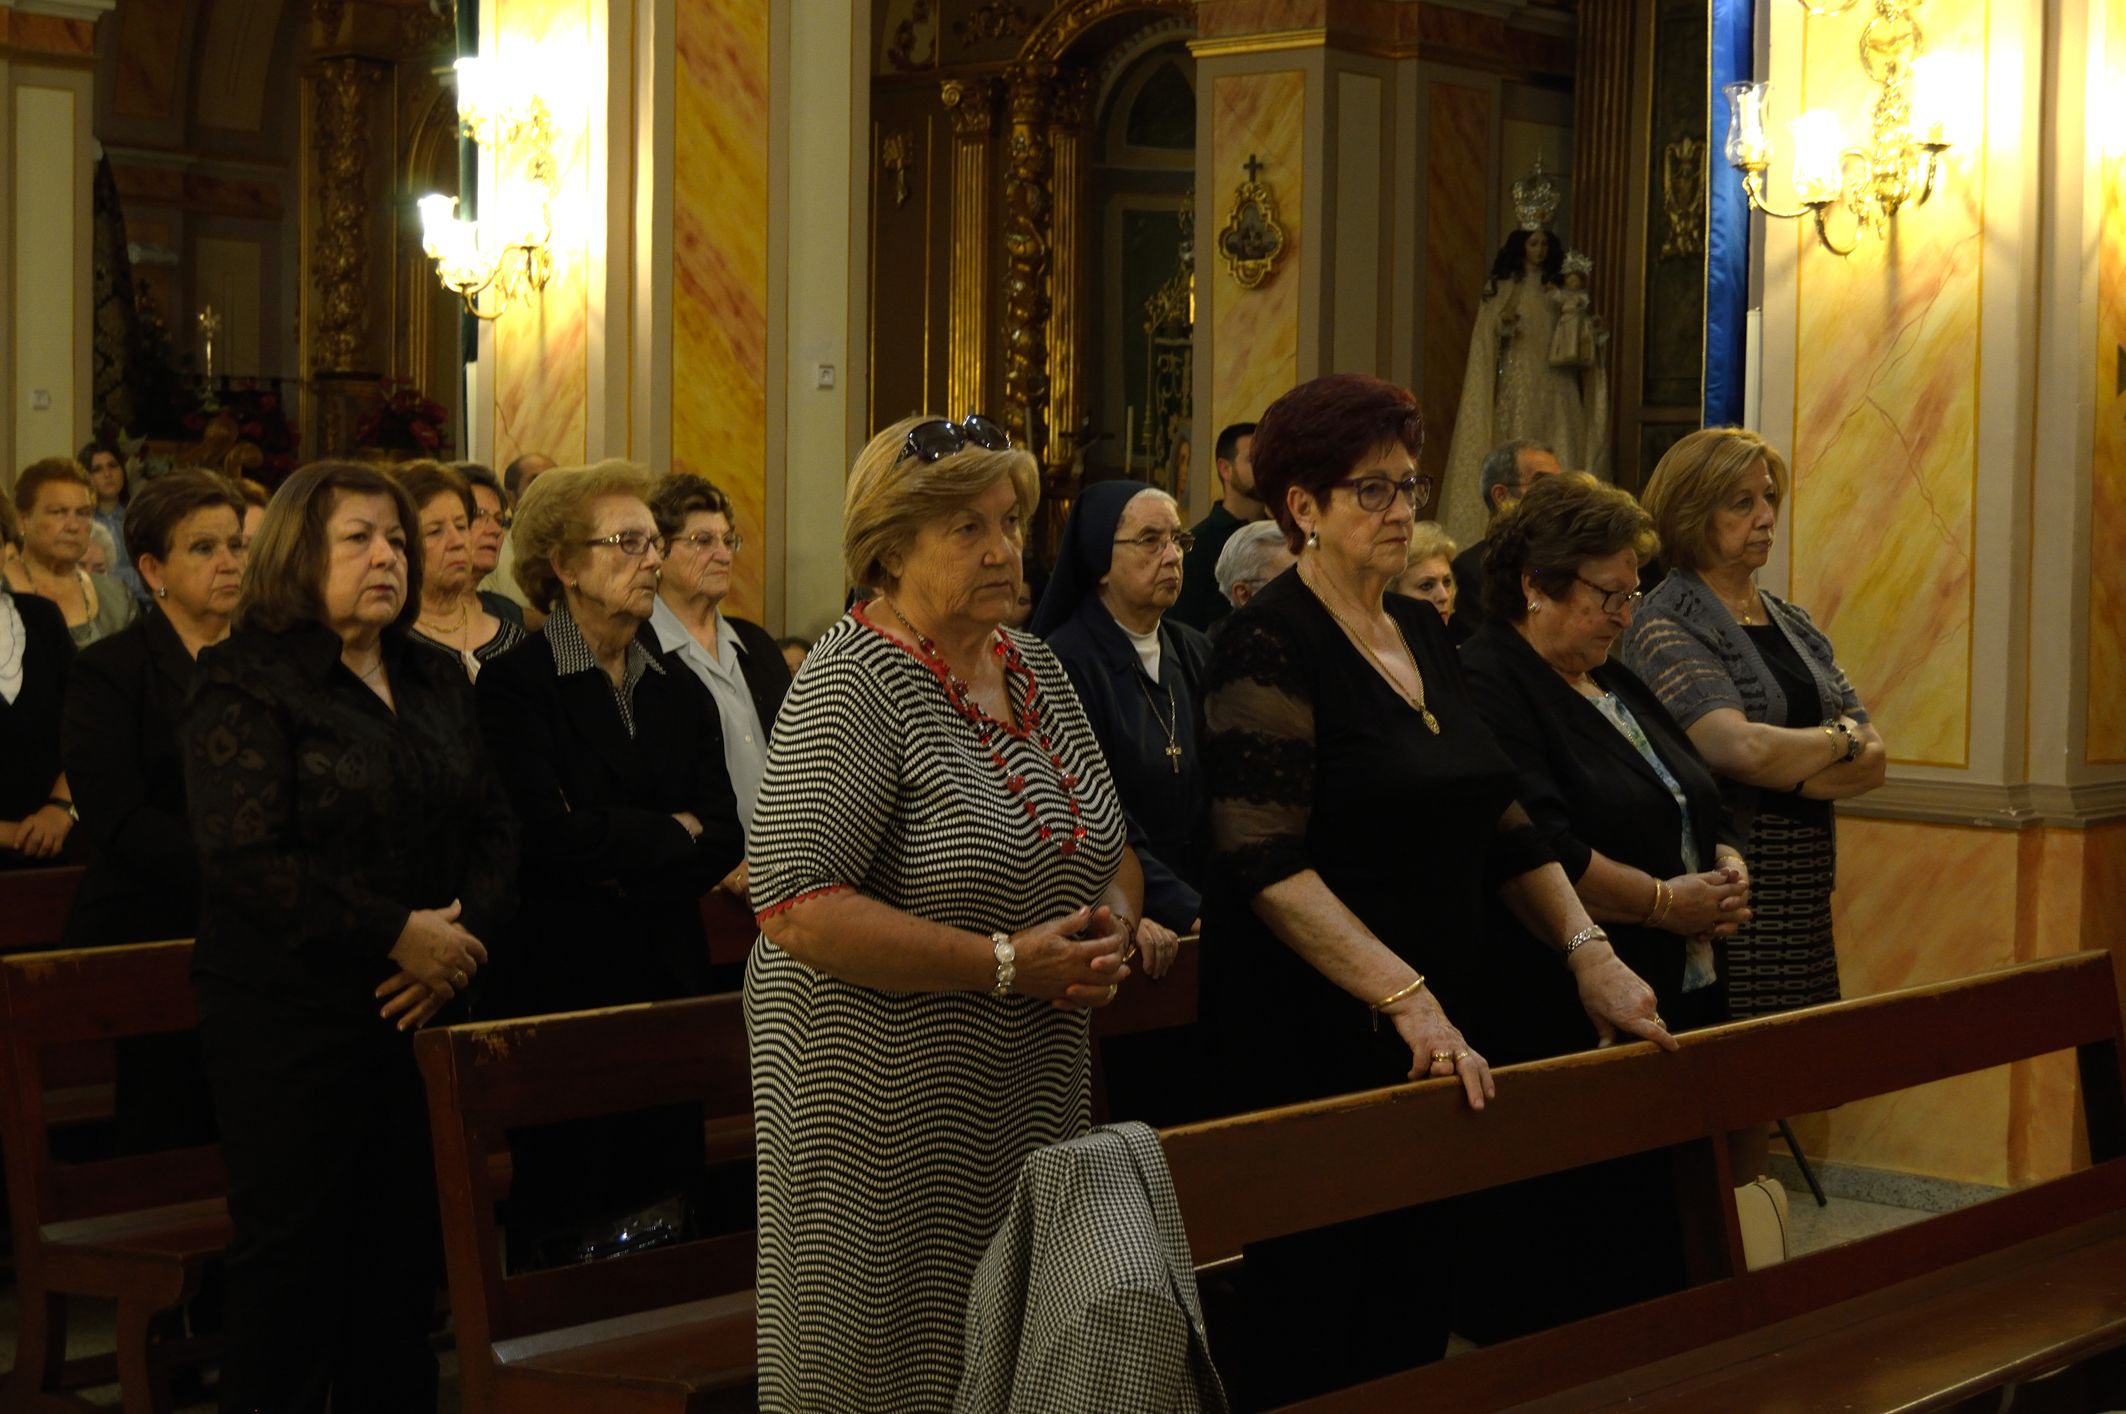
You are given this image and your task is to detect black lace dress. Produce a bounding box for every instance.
[1199,568,1553,1408]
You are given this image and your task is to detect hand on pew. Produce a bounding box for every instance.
[376,899,490,1030]
[1384,993,1497,1110]
[1008,904,1131,1010]
[10,804,73,858]
[1569,939,1678,1052]
[1135,917,1187,979]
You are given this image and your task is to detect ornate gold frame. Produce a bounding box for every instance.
[1217,178,1287,290]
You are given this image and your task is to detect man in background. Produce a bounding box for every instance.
[1169,421,1259,632]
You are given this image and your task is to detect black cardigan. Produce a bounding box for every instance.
[1460,618,1741,1058]
[0,592,73,827]
[62,607,203,945]
[475,627,745,1018]
[1043,596,1211,930]
[725,612,792,738]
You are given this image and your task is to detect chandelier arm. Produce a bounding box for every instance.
[1739,169,1817,222]
[1914,144,1947,207]
[1810,203,1859,257]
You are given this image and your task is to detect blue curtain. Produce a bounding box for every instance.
[1705,0,1754,426]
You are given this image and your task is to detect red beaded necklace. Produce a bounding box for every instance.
[872,598,1090,857]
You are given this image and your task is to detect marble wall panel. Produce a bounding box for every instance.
[1209,69,1303,441]
[672,0,769,620]
[490,0,590,471]
[111,0,183,121]
[2088,0,2126,760]
[1419,81,1489,516]
[1786,1,1987,769]
[0,7,97,61]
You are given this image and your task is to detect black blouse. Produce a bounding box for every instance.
[1199,569,1553,1111]
[1743,623,1835,829]
[0,592,73,827]
[1461,620,1741,1058]
[182,622,518,1020]
[61,607,203,945]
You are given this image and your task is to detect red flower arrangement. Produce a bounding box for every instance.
[353,377,453,455]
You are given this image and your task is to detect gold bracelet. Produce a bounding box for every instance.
[1649,879,1673,929]
[1644,876,1664,926]
[1369,974,1426,1030]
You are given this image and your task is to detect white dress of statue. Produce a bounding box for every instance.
[1439,160,1611,548]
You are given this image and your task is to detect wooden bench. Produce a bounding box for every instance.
[1161,950,2126,1412]
[0,941,229,1414]
[0,866,85,954]
[414,994,758,1414]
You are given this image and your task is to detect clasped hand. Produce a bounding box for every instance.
[1663,865,1751,937]
[1005,905,1132,1011]
[375,899,490,1032]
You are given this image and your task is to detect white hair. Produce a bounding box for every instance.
[1215,519,1293,604]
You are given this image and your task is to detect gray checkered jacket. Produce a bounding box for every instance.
[955,1122,1228,1414]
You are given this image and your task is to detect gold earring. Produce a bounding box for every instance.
[1527,600,1539,611]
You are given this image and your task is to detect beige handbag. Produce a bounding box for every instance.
[1735,1175,1790,1270]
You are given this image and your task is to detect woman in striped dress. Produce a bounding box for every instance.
[747,415,1143,1412]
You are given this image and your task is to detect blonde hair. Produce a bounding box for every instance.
[1406,520,1458,569]
[1640,427,1789,574]
[843,416,1040,591]
[511,459,657,612]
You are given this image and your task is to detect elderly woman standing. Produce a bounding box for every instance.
[5,457,137,647]
[1212,518,1295,617]
[393,461,524,679]
[1033,479,1208,978]
[476,461,743,1265]
[1392,520,1465,642]
[1620,428,1884,1023]
[646,473,790,840]
[184,460,514,1412]
[1460,474,1749,1055]
[1200,374,1670,1406]
[748,414,1140,1412]
[80,440,144,600]
[0,498,77,868]
[454,462,525,628]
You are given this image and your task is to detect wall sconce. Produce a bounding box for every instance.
[1722,0,1955,256]
[418,56,557,319]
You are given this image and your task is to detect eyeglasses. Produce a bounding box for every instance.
[473,508,512,529]
[584,531,667,558]
[1113,529,1196,555]
[671,531,744,553]
[1330,473,1434,513]
[1576,573,1643,616]
[895,414,1012,466]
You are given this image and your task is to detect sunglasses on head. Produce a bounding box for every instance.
[895,414,1012,467]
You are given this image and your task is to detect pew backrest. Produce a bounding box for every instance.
[0,942,224,1237]
[0,866,86,954]
[1159,950,2126,1408]
[414,993,754,1366]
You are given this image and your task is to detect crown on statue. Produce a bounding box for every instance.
[1562,249,1593,276]
[1512,155,1561,232]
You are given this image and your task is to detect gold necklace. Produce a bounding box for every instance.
[1301,566,1440,734]
[418,600,470,640]
[1712,580,1761,625]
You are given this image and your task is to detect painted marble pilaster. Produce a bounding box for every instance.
[672,0,768,619]
[1209,69,1302,440]
[489,0,590,472]
[1419,81,1490,507]
[2087,0,2126,761]
[1785,4,1988,768]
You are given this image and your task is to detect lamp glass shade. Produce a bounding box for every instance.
[1723,81,1772,168]
[1789,109,1845,204]
[417,194,457,259]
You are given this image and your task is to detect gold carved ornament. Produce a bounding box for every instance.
[1660,136,1707,259]
[1218,155,1287,290]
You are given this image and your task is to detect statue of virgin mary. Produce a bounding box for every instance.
[1439,159,1611,547]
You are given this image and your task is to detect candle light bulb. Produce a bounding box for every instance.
[1789,109,1846,205]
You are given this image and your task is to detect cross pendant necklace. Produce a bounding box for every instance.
[1136,675,1184,774]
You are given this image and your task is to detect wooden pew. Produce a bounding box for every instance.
[414,995,757,1414]
[1161,950,2126,1412]
[0,941,229,1414]
[0,865,85,953]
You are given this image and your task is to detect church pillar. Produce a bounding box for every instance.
[0,0,111,483]
[1000,60,1052,461]
[940,77,998,421]
[1044,69,1092,479]
[1749,0,2123,1187]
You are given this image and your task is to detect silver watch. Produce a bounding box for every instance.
[990,932,1017,998]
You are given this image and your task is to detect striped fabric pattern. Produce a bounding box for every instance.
[745,610,1127,1413]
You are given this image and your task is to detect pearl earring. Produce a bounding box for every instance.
[1305,530,1320,549]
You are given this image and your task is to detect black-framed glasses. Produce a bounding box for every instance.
[895,414,1012,466]
[1113,529,1196,555]
[584,531,667,558]
[1330,473,1434,513]
[1576,573,1643,616]
[671,530,744,553]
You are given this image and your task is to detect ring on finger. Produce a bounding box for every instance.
[1430,1049,1454,1064]
[1105,983,1119,1001]
[1453,1049,1470,1063]
[451,969,468,988]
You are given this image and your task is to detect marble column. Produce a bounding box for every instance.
[0,0,109,481]
[1044,69,1092,476]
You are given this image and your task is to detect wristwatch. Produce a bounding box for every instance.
[990,932,1017,998]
